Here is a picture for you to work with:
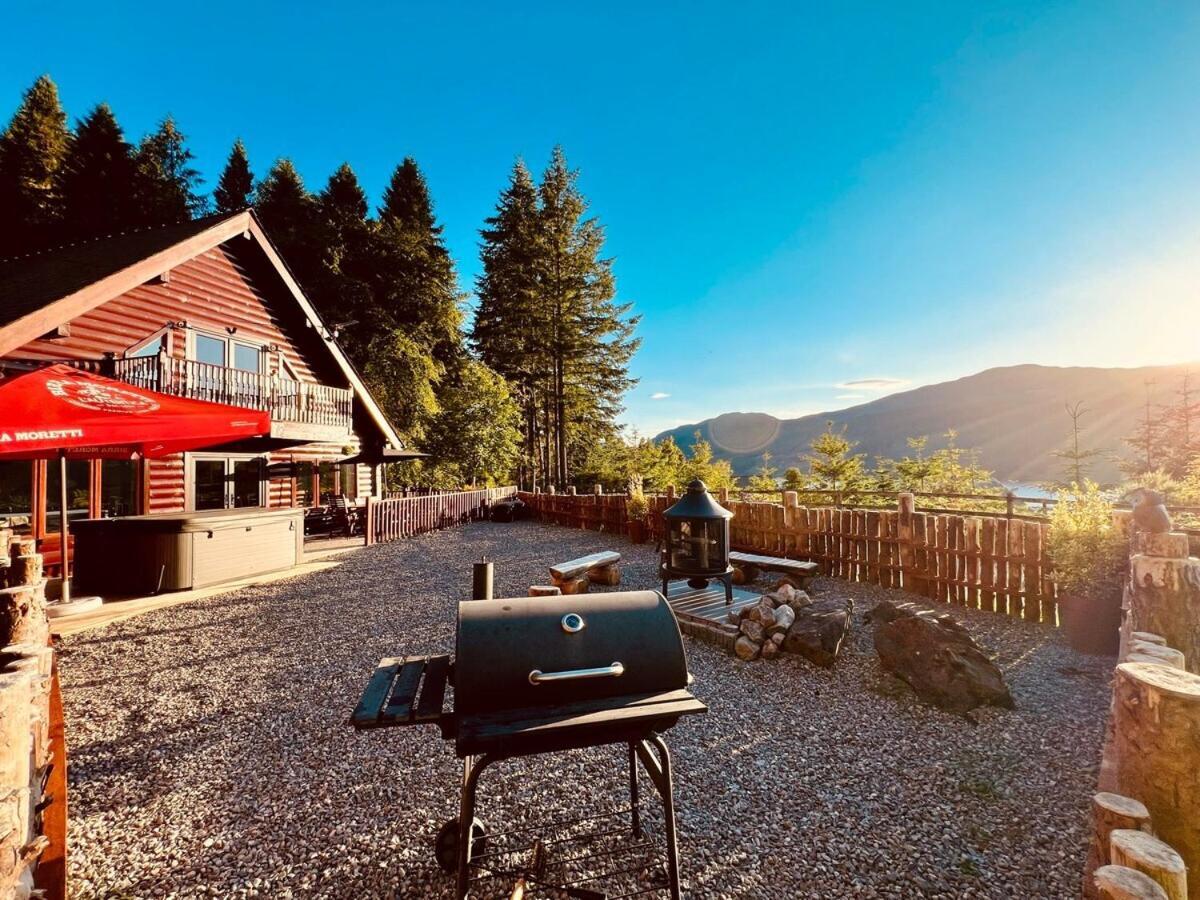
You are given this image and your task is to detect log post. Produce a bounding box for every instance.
[718,487,729,505]
[1086,792,1154,894]
[1113,663,1200,897]
[1095,866,1170,900]
[1126,533,1200,676]
[1110,830,1187,900]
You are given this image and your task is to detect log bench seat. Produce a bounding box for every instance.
[729,551,818,588]
[549,551,621,594]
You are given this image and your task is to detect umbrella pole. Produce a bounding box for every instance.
[58,451,70,605]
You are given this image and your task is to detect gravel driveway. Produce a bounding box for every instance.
[60,521,1111,899]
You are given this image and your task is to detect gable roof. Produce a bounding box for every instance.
[0,210,403,449]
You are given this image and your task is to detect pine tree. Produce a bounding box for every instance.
[1122,379,1168,477]
[0,75,70,253]
[1051,401,1107,488]
[254,158,321,289]
[473,160,546,486]
[536,147,639,486]
[314,163,373,359]
[134,116,205,224]
[1162,372,1199,478]
[56,103,140,240]
[804,423,866,494]
[373,158,464,368]
[213,138,254,213]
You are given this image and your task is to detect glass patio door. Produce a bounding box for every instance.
[192,457,264,510]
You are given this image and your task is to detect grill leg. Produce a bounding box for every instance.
[635,735,682,900]
[455,754,492,900]
[628,742,642,838]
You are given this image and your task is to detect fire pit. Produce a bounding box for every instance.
[660,479,734,603]
[351,587,706,898]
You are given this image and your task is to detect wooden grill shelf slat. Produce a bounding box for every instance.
[351,654,451,730]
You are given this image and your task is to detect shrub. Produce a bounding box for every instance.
[1046,482,1128,598]
[626,475,649,521]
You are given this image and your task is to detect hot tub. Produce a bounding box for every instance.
[72,507,305,595]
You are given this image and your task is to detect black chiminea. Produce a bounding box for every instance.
[660,479,734,603]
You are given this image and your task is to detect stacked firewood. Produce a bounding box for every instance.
[729,582,802,661]
[0,529,55,898]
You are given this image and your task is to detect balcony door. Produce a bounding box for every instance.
[191,456,264,510]
[190,331,265,408]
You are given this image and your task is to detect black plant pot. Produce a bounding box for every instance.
[1058,589,1122,656]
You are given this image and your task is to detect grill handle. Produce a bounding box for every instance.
[528,662,625,685]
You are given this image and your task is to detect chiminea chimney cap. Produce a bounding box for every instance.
[664,479,733,520]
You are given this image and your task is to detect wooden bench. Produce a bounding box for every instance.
[549,551,621,594]
[729,551,818,589]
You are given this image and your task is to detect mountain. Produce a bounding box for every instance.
[654,363,1198,484]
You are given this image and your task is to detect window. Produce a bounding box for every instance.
[0,461,33,533]
[233,342,260,372]
[339,463,358,499]
[191,456,264,510]
[194,333,227,367]
[100,460,138,517]
[45,459,90,532]
[319,462,337,502]
[295,462,314,507]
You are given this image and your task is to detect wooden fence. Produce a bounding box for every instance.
[367,487,517,543]
[517,490,1060,625]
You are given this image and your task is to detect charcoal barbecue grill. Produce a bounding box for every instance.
[351,589,707,899]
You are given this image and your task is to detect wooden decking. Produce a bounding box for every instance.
[666,581,760,626]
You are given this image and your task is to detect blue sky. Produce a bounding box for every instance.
[5,2,1200,436]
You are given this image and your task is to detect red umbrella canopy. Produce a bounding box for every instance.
[0,364,271,459]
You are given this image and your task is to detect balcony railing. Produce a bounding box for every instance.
[113,356,353,431]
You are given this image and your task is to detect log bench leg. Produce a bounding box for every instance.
[589,564,621,587]
[551,576,590,595]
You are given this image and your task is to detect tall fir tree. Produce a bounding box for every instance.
[314,163,373,360]
[212,138,254,213]
[0,75,70,253]
[536,147,639,486]
[253,158,322,290]
[473,160,546,486]
[373,158,464,368]
[134,116,205,224]
[56,103,140,240]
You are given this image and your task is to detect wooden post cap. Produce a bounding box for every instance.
[1109,830,1187,900]
[1094,865,1169,899]
[1131,632,1168,646]
[1116,662,1200,699]
[1134,532,1191,559]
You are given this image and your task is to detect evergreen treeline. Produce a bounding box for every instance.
[0,74,641,489]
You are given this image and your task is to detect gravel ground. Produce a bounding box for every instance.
[60,521,1111,899]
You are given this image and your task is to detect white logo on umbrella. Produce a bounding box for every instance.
[46,378,160,414]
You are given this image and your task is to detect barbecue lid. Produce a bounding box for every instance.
[663,479,733,520]
[454,591,689,717]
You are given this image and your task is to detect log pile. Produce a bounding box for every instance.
[727,582,853,666]
[0,532,55,898]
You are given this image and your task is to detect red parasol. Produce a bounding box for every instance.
[0,364,272,601]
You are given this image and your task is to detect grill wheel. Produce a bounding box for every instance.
[434,817,488,873]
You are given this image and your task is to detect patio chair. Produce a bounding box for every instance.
[331,495,361,536]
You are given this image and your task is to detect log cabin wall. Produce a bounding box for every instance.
[2,239,381,524]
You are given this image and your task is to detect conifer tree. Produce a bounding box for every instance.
[134,116,205,224]
[373,158,464,369]
[56,103,140,240]
[0,75,70,252]
[314,163,373,359]
[254,158,321,289]
[213,139,254,213]
[536,147,639,486]
[474,160,546,485]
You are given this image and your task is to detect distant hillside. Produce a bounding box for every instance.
[654,363,1199,484]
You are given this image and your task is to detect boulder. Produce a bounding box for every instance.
[769,631,786,646]
[734,635,761,661]
[782,597,853,667]
[761,638,780,660]
[768,603,795,636]
[740,619,765,644]
[873,612,1013,713]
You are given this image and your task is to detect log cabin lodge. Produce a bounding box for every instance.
[0,209,407,582]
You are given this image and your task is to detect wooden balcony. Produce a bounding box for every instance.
[114,356,354,442]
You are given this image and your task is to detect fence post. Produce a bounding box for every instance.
[783,490,799,529]
[594,483,603,495]
[666,485,676,503]
[364,496,376,546]
[897,493,914,592]
[718,487,729,505]
[1005,490,1015,519]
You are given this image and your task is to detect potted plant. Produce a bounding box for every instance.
[1047,482,1128,655]
[626,476,650,544]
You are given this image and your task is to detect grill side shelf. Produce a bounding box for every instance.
[350,654,452,730]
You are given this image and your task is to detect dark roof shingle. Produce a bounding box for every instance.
[0,211,246,330]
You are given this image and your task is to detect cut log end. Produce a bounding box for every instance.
[1109,831,1187,900]
[527,585,562,597]
[1094,865,1170,900]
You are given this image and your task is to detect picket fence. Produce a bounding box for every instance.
[366,487,517,543]
[517,490,1060,626]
